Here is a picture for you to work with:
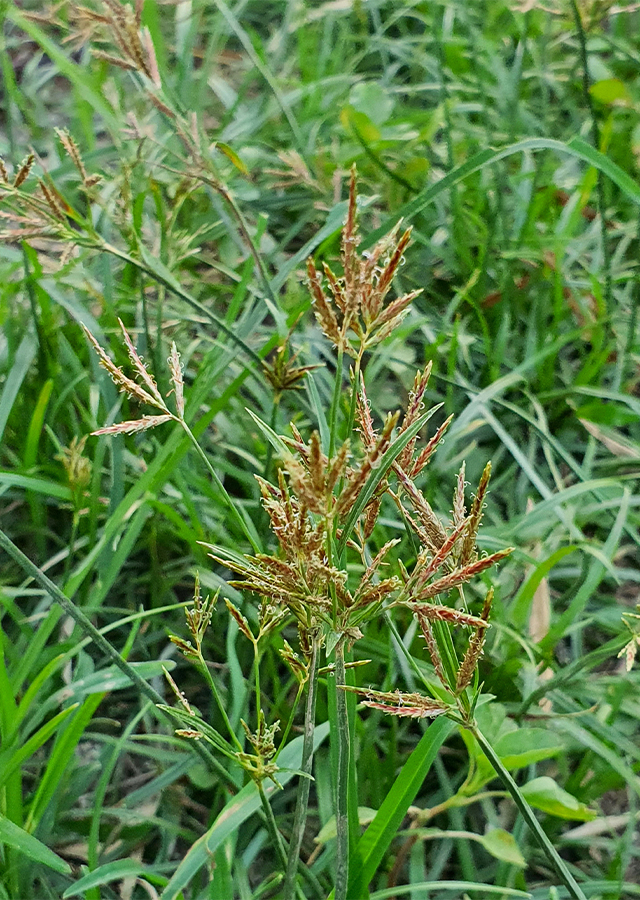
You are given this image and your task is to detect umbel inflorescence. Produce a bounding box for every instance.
[85,167,512,773]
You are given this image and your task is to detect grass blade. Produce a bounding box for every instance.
[347,717,455,899]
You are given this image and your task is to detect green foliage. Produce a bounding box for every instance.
[1,0,639,898]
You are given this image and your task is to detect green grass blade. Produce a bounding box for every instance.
[5,9,119,133]
[0,334,37,446]
[62,860,165,898]
[0,705,79,792]
[347,717,455,899]
[0,813,71,876]
[369,883,531,899]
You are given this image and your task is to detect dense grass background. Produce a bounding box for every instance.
[1,1,639,898]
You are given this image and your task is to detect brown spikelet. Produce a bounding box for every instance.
[308,258,340,345]
[453,462,467,528]
[363,496,381,539]
[326,441,350,494]
[323,262,347,314]
[39,180,67,222]
[279,640,308,684]
[175,729,203,740]
[148,91,177,120]
[401,364,433,432]
[342,164,359,301]
[407,602,488,628]
[55,128,87,182]
[168,634,197,660]
[163,665,194,714]
[394,466,448,549]
[416,613,449,688]
[408,518,468,591]
[455,587,493,693]
[169,343,185,417]
[408,548,513,602]
[396,364,432,471]
[225,598,255,642]
[341,685,449,719]
[14,154,35,188]
[374,289,421,329]
[618,637,639,672]
[308,431,325,500]
[356,382,377,450]
[92,414,173,436]
[372,227,413,313]
[82,325,161,407]
[410,414,453,477]
[92,50,139,71]
[0,227,56,241]
[337,411,398,516]
[118,318,165,405]
[460,461,492,564]
[0,158,8,184]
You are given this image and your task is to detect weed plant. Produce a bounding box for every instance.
[0,2,639,900]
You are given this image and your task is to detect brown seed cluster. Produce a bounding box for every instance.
[307,166,421,358]
[82,166,513,737]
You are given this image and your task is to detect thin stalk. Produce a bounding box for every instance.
[62,512,79,587]
[283,637,321,900]
[275,680,305,758]
[334,639,350,900]
[253,640,261,721]
[214,181,282,313]
[257,781,288,873]
[96,239,265,371]
[264,391,281,480]
[471,724,588,900]
[196,648,243,752]
[179,419,260,552]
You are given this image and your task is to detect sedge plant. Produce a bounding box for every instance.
[81,168,588,900]
[0,5,605,895]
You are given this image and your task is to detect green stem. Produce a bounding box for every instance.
[264,391,281,480]
[283,637,321,900]
[334,639,350,900]
[96,239,265,370]
[196,649,243,753]
[253,640,261,721]
[62,512,79,588]
[257,781,288,873]
[275,680,305,759]
[471,724,587,900]
[179,419,260,552]
[215,181,282,314]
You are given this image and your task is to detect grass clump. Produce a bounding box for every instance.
[0,1,639,899]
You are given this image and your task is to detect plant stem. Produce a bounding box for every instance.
[258,781,288,873]
[283,636,321,900]
[179,419,261,552]
[334,639,350,900]
[196,650,243,752]
[471,724,587,900]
